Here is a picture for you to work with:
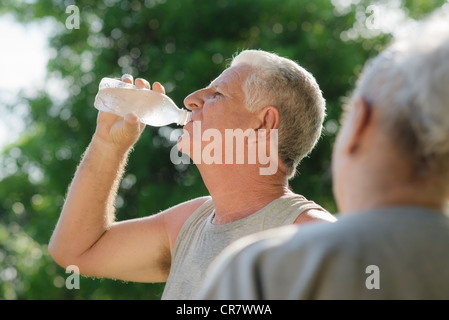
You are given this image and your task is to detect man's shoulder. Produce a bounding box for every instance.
[162,195,213,251]
[225,215,349,265]
[198,223,331,298]
[278,192,337,224]
[294,208,338,224]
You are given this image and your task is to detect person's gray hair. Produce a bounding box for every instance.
[348,11,449,177]
[230,49,326,179]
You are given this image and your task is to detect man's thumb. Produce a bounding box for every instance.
[123,113,142,137]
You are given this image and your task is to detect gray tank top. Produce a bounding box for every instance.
[161,193,326,299]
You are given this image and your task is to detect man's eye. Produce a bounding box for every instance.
[213,91,223,98]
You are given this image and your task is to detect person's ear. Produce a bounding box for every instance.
[344,98,372,155]
[255,106,280,131]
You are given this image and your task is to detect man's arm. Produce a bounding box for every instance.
[48,131,166,282]
[48,76,205,283]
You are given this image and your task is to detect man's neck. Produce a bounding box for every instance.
[342,175,446,215]
[200,165,291,225]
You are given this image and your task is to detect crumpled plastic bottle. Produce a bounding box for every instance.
[94,77,192,127]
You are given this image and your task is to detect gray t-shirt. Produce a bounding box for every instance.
[198,206,449,299]
[161,193,327,300]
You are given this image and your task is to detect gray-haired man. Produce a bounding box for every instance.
[48,49,336,300]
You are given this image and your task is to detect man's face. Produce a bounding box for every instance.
[177,63,259,160]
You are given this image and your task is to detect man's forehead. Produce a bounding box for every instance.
[207,64,253,89]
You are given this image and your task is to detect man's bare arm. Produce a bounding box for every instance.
[48,76,204,283]
[48,108,170,279]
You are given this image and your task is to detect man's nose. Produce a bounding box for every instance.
[184,89,205,111]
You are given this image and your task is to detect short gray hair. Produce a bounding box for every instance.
[230,49,326,178]
[349,11,449,176]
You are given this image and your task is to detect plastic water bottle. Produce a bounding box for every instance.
[94,77,192,127]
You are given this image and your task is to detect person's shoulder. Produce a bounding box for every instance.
[228,214,350,262]
[178,195,212,211]
[161,195,212,250]
[162,195,212,218]
[295,208,338,224]
[214,222,326,267]
[201,224,300,285]
[283,192,337,224]
[198,223,332,299]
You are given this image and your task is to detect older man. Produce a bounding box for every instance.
[48,49,336,299]
[198,12,449,300]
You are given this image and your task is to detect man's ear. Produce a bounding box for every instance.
[255,106,280,130]
[344,98,372,155]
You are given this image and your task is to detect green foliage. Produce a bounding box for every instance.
[0,0,445,299]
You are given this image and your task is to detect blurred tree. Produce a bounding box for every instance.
[0,0,446,299]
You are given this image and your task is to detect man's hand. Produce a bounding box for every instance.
[93,74,166,152]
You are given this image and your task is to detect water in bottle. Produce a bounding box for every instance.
[94,77,192,127]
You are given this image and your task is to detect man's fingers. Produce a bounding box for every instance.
[152,82,165,94]
[121,74,134,84]
[119,76,163,96]
[135,78,151,89]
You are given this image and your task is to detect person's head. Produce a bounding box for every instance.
[332,11,449,212]
[180,49,325,180]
